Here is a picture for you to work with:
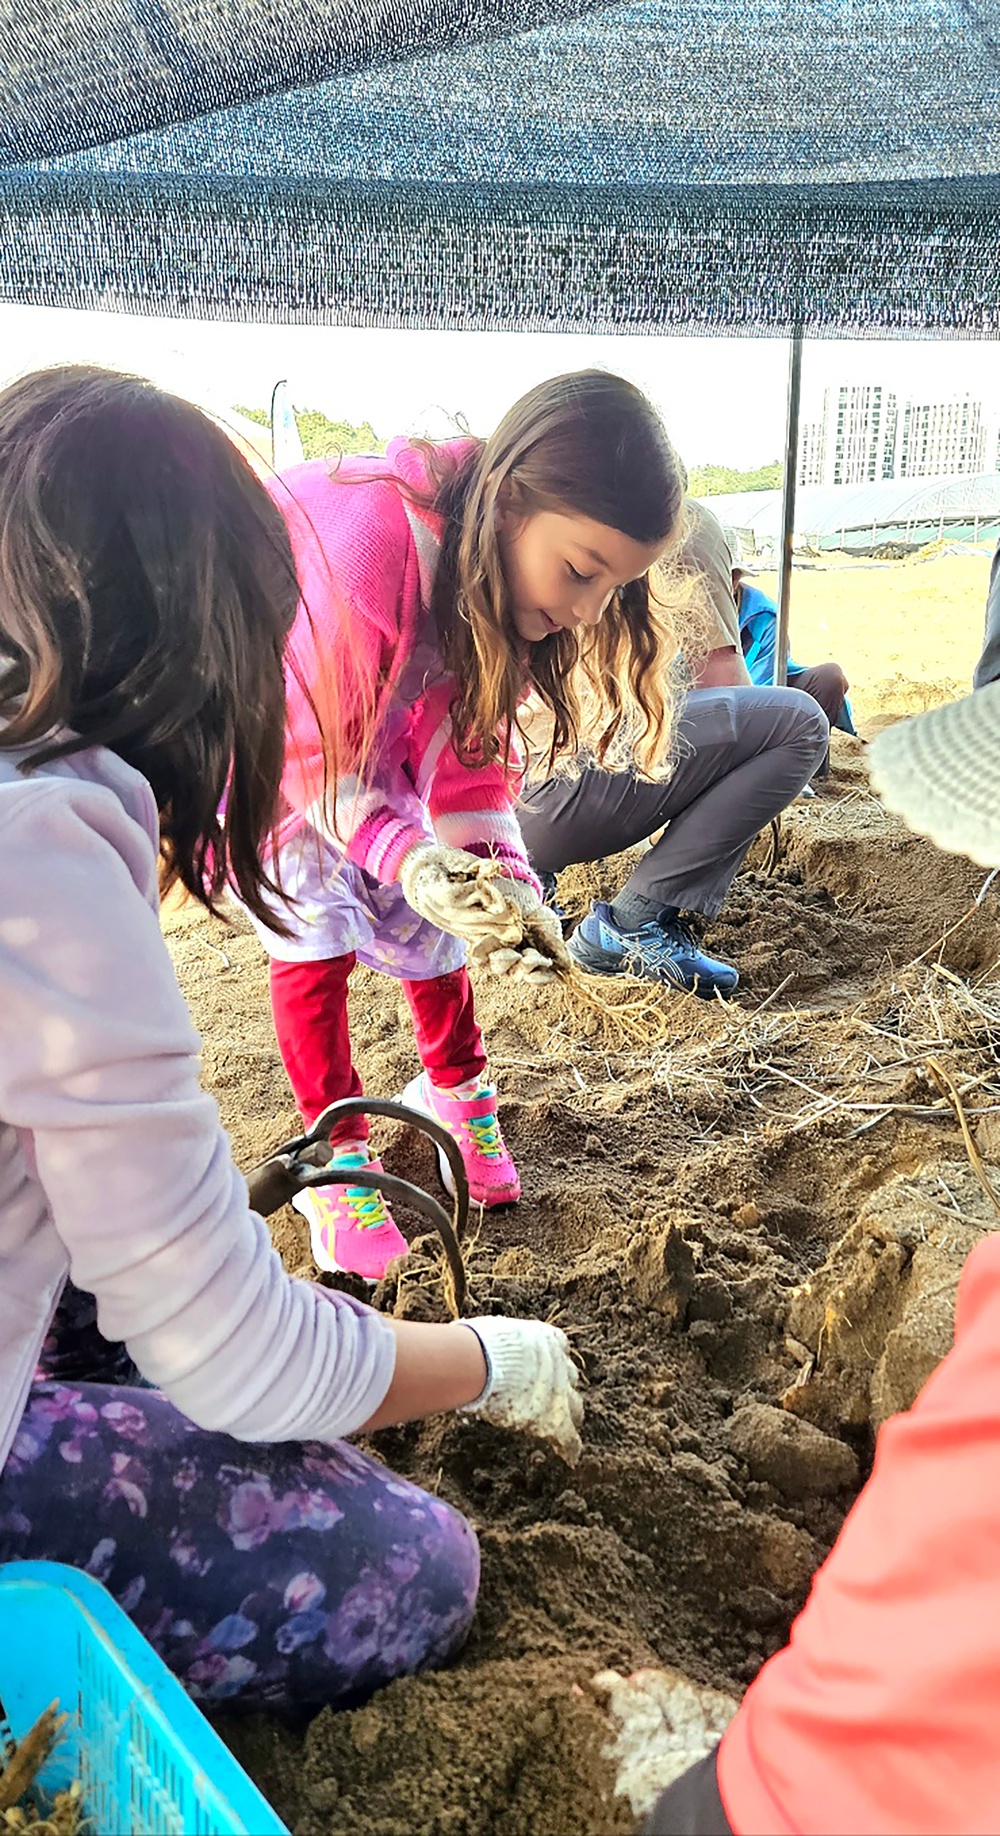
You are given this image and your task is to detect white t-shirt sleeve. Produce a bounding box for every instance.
[0,778,395,1441]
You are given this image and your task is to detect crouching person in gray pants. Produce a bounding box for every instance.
[518,504,830,997]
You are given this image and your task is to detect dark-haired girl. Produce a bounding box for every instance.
[260,370,686,1280]
[0,366,580,1713]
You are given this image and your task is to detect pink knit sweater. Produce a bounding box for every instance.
[270,441,539,892]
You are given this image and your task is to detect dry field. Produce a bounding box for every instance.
[165,549,1000,1834]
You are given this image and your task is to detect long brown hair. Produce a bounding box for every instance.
[0,365,299,928]
[420,370,690,776]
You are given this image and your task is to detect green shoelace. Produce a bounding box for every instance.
[464,1111,503,1160]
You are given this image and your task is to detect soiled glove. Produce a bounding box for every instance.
[468,877,573,985]
[458,1315,584,1464]
[400,843,524,945]
[400,844,571,983]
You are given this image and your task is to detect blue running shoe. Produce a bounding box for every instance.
[567,901,739,998]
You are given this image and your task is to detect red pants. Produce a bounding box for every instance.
[269,956,487,1138]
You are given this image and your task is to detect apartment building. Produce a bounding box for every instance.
[799,384,994,484]
[898,396,987,476]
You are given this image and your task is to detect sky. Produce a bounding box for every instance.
[2,302,999,470]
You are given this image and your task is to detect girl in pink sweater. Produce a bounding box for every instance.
[260,371,686,1280]
[0,366,581,1712]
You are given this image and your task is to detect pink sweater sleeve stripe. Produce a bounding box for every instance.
[433,807,540,892]
[349,808,431,883]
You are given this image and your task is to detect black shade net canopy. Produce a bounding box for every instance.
[2,0,999,331]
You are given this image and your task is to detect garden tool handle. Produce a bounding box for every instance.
[245,1153,300,1218]
[245,1140,331,1217]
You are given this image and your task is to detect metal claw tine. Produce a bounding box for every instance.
[294,1163,468,1316]
[245,1097,472,1317]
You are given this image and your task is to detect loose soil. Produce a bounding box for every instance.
[164,556,1000,1834]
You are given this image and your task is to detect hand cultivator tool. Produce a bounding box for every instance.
[247,1098,470,1316]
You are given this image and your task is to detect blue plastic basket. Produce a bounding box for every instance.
[0,1562,288,1835]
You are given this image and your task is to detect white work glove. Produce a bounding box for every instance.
[458,1315,584,1464]
[400,843,522,943]
[400,843,571,983]
[468,876,572,985]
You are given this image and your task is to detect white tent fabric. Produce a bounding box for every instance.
[699,474,1000,548]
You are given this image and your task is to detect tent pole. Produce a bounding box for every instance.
[774,331,803,688]
[269,378,282,472]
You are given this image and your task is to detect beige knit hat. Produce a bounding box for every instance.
[867,683,1000,867]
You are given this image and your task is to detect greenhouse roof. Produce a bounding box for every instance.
[698,474,1000,544]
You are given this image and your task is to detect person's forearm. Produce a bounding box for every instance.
[691,646,747,690]
[359,1319,488,1430]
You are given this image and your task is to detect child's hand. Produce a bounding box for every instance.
[400,843,524,945]
[469,879,573,984]
[400,846,572,981]
[457,1316,583,1464]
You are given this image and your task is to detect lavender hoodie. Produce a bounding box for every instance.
[0,736,396,1472]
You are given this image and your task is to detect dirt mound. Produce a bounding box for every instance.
[786,1158,995,1434]
[542,740,999,1004]
[166,745,1000,1835]
[297,1658,632,1836]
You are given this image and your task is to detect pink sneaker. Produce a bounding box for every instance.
[291,1148,409,1282]
[399,1073,521,1208]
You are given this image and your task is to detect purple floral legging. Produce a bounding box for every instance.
[0,1286,479,1712]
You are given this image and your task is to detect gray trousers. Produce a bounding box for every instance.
[973,536,1000,689]
[518,685,829,919]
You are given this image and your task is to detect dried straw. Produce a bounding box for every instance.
[628,958,1000,1145]
[2,1783,83,1834]
[926,1056,1000,1220]
[0,1708,64,1815]
[0,1704,82,1834]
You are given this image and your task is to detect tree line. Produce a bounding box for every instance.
[238,406,782,493]
[236,406,385,458]
[687,461,783,496]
